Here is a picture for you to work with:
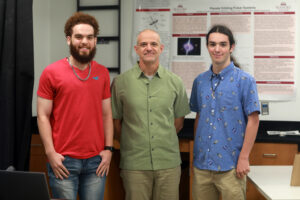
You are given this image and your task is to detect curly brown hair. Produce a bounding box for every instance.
[64,12,99,37]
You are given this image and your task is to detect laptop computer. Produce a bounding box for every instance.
[0,170,52,200]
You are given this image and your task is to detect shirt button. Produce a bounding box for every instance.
[207,149,210,152]
[152,148,154,151]
[150,122,153,125]
[150,109,152,112]
[152,136,154,139]
[149,96,152,98]
[208,136,211,139]
[210,123,213,126]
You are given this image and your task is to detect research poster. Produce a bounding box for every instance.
[132,0,296,101]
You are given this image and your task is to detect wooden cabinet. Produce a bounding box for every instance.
[247,142,298,200]
[29,134,53,195]
[29,134,47,173]
[249,143,298,165]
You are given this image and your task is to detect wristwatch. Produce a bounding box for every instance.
[104,146,114,152]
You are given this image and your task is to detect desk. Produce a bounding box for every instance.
[247,166,300,200]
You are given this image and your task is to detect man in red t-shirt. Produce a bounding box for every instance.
[37,12,113,200]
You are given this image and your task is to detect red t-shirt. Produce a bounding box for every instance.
[37,58,111,159]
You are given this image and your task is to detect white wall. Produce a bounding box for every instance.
[32,0,300,122]
[32,0,84,116]
[32,0,50,116]
[120,0,135,73]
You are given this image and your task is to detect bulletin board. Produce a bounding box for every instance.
[132,0,297,102]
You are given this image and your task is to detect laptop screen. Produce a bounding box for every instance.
[0,170,51,200]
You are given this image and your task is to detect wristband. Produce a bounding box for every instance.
[104,146,114,152]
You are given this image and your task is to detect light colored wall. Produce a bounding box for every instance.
[32,0,50,116]
[48,0,76,62]
[120,0,135,73]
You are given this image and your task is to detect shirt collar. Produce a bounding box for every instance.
[133,62,164,79]
[209,61,235,79]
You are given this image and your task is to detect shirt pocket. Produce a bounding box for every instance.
[219,86,240,111]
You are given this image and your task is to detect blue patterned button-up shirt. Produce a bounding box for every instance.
[190,62,260,171]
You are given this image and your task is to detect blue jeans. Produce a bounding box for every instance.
[47,155,106,200]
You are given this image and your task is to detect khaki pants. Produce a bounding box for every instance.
[192,167,246,200]
[120,166,181,200]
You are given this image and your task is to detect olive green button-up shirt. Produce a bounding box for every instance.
[111,64,190,170]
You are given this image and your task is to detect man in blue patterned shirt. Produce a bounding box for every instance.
[190,25,260,200]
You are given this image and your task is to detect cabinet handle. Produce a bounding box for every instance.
[263,153,277,158]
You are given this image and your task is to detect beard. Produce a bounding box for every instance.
[70,42,96,64]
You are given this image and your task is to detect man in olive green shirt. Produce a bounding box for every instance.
[111,29,190,200]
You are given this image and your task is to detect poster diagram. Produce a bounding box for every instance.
[177,38,201,56]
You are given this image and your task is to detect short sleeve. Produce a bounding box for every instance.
[111,77,123,119]
[37,69,54,100]
[242,75,260,116]
[173,78,190,118]
[102,68,111,99]
[190,78,200,112]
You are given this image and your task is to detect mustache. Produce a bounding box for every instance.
[78,45,90,49]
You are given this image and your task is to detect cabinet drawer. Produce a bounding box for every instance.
[249,143,298,165]
[30,134,48,173]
